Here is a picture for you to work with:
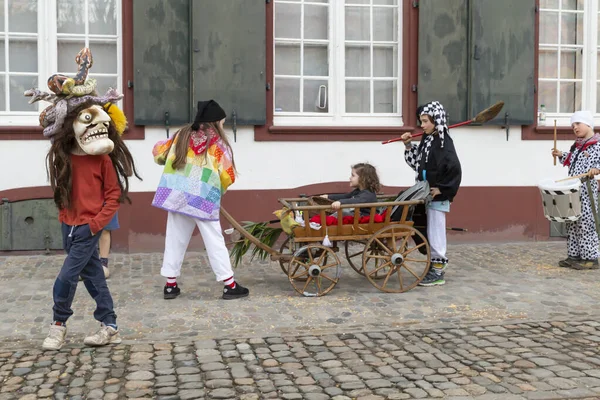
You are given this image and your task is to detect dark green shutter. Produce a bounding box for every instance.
[417,0,469,125]
[470,0,536,125]
[191,0,266,126]
[418,0,535,126]
[132,0,191,125]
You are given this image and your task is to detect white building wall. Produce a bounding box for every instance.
[0,125,572,193]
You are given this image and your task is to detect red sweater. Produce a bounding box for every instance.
[58,154,121,235]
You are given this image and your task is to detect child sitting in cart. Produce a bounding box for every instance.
[320,163,381,217]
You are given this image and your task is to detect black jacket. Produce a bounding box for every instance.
[414,134,462,202]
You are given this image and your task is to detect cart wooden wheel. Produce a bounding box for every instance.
[288,244,341,297]
[362,224,430,293]
[278,236,299,275]
[344,240,391,280]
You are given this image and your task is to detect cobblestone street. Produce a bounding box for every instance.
[0,241,599,399]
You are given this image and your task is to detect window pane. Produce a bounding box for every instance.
[304,44,328,76]
[9,38,37,72]
[539,81,558,113]
[275,44,301,75]
[560,12,583,45]
[92,75,118,94]
[275,78,300,112]
[345,7,369,41]
[346,0,369,4]
[560,49,582,79]
[374,0,398,4]
[88,42,117,73]
[540,12,558,44]
[373,46,397,77]
[346,80,370,113]
[89,0,117,35]
[8,0,37,33]
[597,82,600,113]
[373,7,396,42]
[539,49,558,79]
[9,75,37,111]
[275,3,301,39]
[303,80,328,113]
[57,0,85,34]
[58,41,86,73]
[559,81,581,113]
[0,77,5,111]
[561,0,584,10]
[0,41,5,72]
[374,81,396,113]
[304,5,328,40]
[345,45,370,77]
[0,0,4,31]
[540,0,558,8]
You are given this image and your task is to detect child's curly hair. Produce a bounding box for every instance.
[352,163,381,193]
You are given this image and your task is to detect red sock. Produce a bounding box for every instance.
[166,277,177,287]
[223,276,236,289]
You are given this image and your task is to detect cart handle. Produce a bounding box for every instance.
[220,207,280,257]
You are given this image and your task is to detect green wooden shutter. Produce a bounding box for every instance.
[418,0,535,126]
[417,0,469,125]
[132,0,191,125]
[191,0,266,126]
[470,0,536,125]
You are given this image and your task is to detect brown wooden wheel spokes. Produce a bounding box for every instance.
[278,236,299,275]
[288,244,341,297]
[344,240,391,280]
[362,224,430,293]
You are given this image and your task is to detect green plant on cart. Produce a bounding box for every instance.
[229,221,283,268]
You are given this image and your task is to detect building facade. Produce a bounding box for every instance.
[0,0,598,252]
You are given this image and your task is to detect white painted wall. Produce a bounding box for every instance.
[0,125,576,193]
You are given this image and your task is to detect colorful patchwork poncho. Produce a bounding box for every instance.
[151,128,235,221]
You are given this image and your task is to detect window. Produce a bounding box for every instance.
[538,0,599,126]
[0,0,121,126]
[273,0,402,127]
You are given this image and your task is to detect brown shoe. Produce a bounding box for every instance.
[570,259,599,270]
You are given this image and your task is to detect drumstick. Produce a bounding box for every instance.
[553,119,557,166]
[555,172,589,182]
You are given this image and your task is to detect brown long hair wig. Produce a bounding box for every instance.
[171,122,237,172]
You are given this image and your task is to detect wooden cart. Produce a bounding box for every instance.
[220,195,430,297]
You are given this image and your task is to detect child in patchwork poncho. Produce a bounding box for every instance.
[152,100,250,300]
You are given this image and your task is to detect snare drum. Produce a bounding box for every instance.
[538,178,582,222]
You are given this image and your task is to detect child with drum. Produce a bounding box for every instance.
[551,110,600,270]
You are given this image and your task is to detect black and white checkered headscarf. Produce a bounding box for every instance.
[417,101,448,166]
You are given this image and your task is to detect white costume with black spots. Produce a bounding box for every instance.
[559,134,600,261]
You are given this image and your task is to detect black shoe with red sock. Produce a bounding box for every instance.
[164,277,180,300]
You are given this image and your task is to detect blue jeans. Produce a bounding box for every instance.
[52,223,117,325]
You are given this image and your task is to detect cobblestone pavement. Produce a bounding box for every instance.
[1,320,600,399]
[0,241,600,399]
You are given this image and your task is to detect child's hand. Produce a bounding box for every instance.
[320,194,328,199]
[331,201,341,210]
[589,168,600,177]
[430,187,441,197]
[401,132,412,146]
[551,148,562,158]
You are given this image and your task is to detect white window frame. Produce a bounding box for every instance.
[0,0,122,127]
[538,0,599,127]
[273,0,403,127]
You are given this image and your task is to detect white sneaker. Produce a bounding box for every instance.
[42,324,67,350]
[83,324,122,346]
[103,266,110,279]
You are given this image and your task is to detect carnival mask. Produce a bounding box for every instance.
[73,105,114,155]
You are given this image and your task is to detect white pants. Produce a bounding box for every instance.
[427,208,448,265]
[160,211,234,282]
